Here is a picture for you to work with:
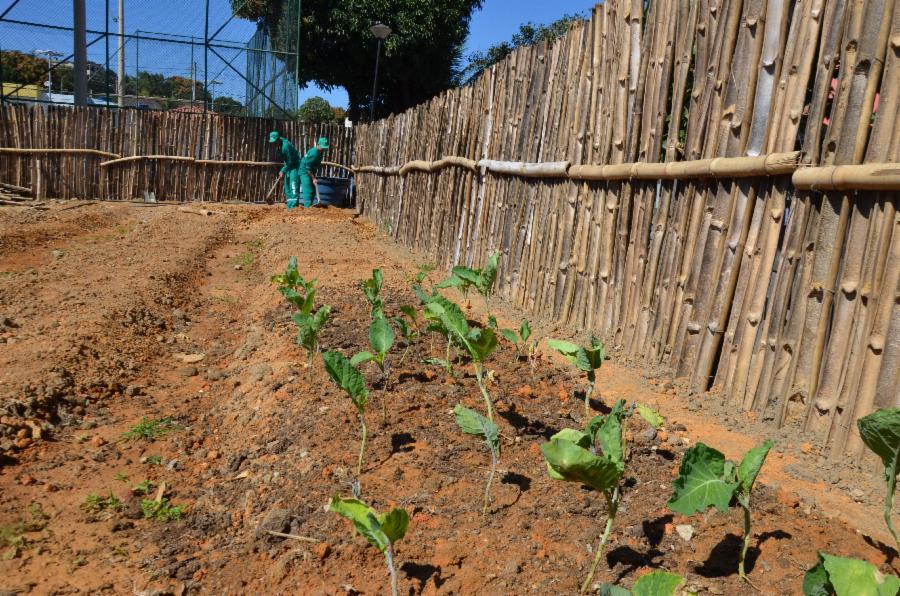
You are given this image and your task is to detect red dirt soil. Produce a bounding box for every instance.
[0,202,895,595]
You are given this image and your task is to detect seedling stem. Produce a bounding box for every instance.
[582,487,619,594]
[357,412,368,478]
[474,362,493,423]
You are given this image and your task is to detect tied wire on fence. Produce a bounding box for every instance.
[352,0,900,460]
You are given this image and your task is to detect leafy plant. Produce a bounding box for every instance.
[1,504,48,560]
[272,256,317,314]
[114,472,129,482]
[120,417,177,442]
[668,440,774,581]
[547,335,605,419]
[454,404,500,516]
[83,493,123,513]
[392,305,420,366]
[292,304,332,367]
[329,496,409,596]
[425,294,498,420]
[803,552,900,596]
[438,252,501,312]
[600,570,686,596]
[407,263,435,287]
[857,407,900,554]
[143,454,163,466]
[323,350,370,477]
[361,268,385,315]
[141,498,185,521]
[541,401,629,593]
[132,479,157,495]
[353,312,395,385]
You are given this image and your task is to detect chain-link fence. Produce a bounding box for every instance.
[0,0,299,117]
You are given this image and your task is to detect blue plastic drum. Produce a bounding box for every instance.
[315,177,352,208]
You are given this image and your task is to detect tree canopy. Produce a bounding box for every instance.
[296,96,334,123]
[459,13,585,85]
[230,0,483,120]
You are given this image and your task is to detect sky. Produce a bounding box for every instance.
[0,0,598,108]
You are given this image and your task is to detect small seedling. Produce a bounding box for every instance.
[454,404,500,516]
[857,407,900,554]
[292,304,332,368]
[353,312,395,388]
[272,256,317,313]
[668,440,773,581]
[600,570,685,596]
[141,498,185,521]
[322,350,370,478]
[547,335,605,419]
[438,252,500,313]
[0,504,47,561]
[541,401,629,593]
[82,493,123,513]
[121,417,177,442]
[143,454,163,466]
[803,552,900,595]
[114,472,130,482]
[361,268,385,315]
[132,479,156,495]
[407,263,435,288]
[392,305,420,366]
[425,294,498,420]
[329,496,409,596]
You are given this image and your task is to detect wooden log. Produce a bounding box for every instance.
[793,163,900,190]
[0,147,121,158]
[478,159,570,178]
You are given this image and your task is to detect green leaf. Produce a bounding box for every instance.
[329,496,389,552]
[466,327,497,362]
[549,427,592,449]
[453,404,499,452]
[737,440,774,496]
[422,357,452,372]
[635,404,665,429]
[803,555,832,596]
[378,507,410,545]
[631,571,685,596]
[452,265,482,286]
[595,400,627,464]
[668,443,739,515]
[436,273,464,289]
[350,351,375,366]
[575,336,605,372]
[820,552,900,596]
[399,305,417,321]
[487,315,499,329]
[478,252,500,296]
[500,328,519,345]
[858,408,900,482]
[322,350,368,410]
[369,314,395,355]
[599,584,631,596]
[540,438,624,493]
[547,338,580,356]
[519,319,531,343]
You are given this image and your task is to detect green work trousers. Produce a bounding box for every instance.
[284,168,300,209]
[300,171,315,207]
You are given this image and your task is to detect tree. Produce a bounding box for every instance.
[213,96,245,115]
[230,0,483,121]
[296,96,334,123]
[0,50,48,86]
[53,62,118,96]
[459,14,585,84]
[332,106,347,123]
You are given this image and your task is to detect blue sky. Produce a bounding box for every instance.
[0,0,597,107]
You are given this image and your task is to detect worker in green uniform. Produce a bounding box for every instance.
[299,136,329,208]
[269,130,302,209]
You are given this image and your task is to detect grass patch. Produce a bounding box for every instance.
[141,498,185,521]
[82,493,123,513]
[143,454,164,466]
[132,479,156,495]
[121,417,178,442]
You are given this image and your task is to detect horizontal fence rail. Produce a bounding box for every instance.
[354,0,900,460]
[0,104,354,202]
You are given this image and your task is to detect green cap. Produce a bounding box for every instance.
[268,131,280,143]
[317,137,329,149]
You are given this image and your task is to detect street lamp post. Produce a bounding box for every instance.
[36,50,63,95]
[369,22,391,122]
[207,79,222,111]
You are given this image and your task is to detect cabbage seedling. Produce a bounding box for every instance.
[547,335,605,419]
[426,295,498,420]
[361,268,385,315]
[322,350,370,477]
[541,402,629,593]
[803,552,900,596]
[392,305,419,366]
[272,256,317,314]
[438,252,500,313]
[600,570,685,596]
[857,407,900,554]
[453,404,500,516]
[292,305,331,368]
[668,440,773,581]
[328,496,409,596]
[352,312,395,421]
